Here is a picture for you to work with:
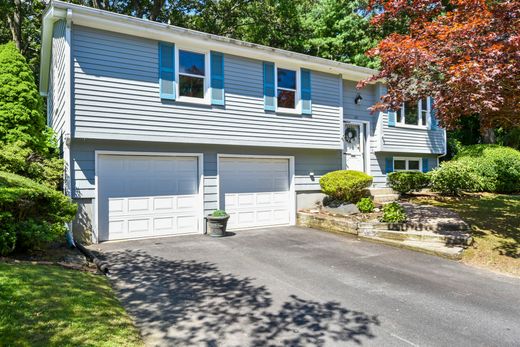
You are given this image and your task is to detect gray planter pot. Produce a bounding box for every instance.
[206,215,230,237]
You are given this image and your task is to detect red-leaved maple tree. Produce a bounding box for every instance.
[359,0,520,129]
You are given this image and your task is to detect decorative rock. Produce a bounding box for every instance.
[323,203,359,215]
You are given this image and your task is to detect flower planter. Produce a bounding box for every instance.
[206,214,230,237]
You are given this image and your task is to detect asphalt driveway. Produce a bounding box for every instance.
[93,226,520,347]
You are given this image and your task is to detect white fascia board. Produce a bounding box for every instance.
[49,1,377,82]
[39,6,67,96]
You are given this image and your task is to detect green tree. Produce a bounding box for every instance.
[0,0,46,77]
[0,42,62,189]
[302,0,380,68]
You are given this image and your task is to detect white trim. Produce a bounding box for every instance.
[274,65,301,114]
[339,78,346,170]
[93,150,204,243]
[175,46,211,105]
[75,131,344,150]
[40,1,377,95]
[396,99,430,129]
[393,156,422,172]
[216,154,296,227]
[343,120,371,175]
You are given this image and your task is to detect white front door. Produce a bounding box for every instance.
[97,154,202,241]
[219,157,291,230]
[344,123,365,172]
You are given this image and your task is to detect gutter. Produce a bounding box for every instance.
[39,5,66,96]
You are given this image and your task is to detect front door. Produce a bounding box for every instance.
[343,123,365,172]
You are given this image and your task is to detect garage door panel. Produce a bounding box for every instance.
[220,157,292,230]
[98,155,201,241]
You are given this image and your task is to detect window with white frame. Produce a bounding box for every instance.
[394,158,421,171]
[178,50,206,99]
[277,68,298,110]
[397,98,430,127]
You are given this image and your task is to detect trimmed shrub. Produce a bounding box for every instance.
[453,145,520,193]
[429,161,481,196]
[0,141,63,190]
[387,171,430,194]
[381,202,406,223]
[320,170,373,203]
[0,171,77,255]
[356,197,374,213]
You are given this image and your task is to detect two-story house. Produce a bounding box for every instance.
[40,1,446,243]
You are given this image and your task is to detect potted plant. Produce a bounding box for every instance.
[206,210,230,237]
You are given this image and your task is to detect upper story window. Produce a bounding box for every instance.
[178,50,206,99]
[277,68,298,110]
[397,98,430,127]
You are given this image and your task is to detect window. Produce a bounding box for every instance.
[399,98,430,127]
[178,50,206,99]
[277,68,297,109]
[394,158,421,172]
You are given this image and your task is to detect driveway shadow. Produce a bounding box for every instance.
[98,250,379,346]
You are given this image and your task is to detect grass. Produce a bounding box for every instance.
[0,263,143,347]
[412,193,520,276]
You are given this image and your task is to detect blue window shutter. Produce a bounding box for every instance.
[422,158,429,173]
[430,97,438,130]
[263,62,275,111]
[210,51,225,105]
[301,68,312,115]
[388,111,396,127]
[385,157,394,174]
[158,42,175,100]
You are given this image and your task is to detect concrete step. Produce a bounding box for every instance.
[368,187,396,195]
[373,229,472,246]
[372,194,400,204]
[364,237,465,260]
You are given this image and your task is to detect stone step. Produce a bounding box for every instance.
[372,221,471,232]
[373,229,472,246]
[372,194,399,204]
[364,237,465,260]
[368,187,396,195]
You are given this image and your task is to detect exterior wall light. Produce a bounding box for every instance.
[354,93,363,104]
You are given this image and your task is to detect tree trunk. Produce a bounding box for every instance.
[482,128,496,144]
[7,0,22,51]
[150,0,164,21]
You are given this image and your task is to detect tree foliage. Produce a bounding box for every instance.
[360,0,520,130]
[0,42,62,189]
[302,0,380,68]
[0,42,50,152]
[1,0,386,77]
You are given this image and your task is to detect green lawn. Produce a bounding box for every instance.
[413,193,520,277]
[0,263,143,347]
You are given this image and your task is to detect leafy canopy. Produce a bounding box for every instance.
[360,0,520,129]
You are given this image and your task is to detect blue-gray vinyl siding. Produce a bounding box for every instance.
[342,80,443,186]
[70,140,341,214]
[71,25,342,149]
[48,20,67,141]
[381,114,445,154]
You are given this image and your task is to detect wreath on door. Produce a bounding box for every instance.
[344,126,358,143]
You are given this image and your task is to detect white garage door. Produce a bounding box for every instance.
[97,154,201,241]
[220,157,292,229]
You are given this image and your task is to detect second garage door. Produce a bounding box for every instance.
[219,157,292,229]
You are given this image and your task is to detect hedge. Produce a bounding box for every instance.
[0,171,77,255]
